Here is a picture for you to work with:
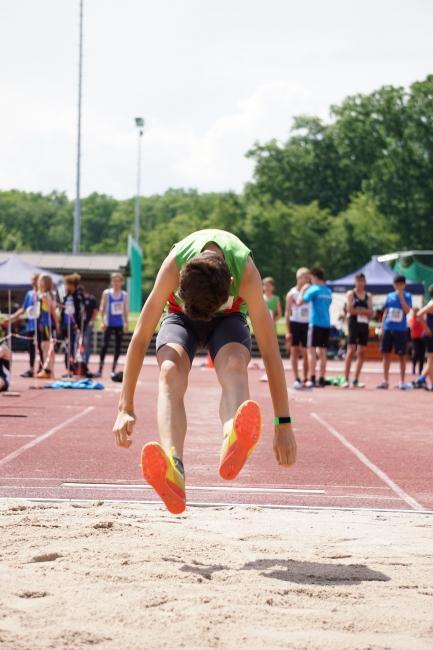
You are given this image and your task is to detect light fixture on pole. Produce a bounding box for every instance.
[134,117,145,243]
[73,0,84,254]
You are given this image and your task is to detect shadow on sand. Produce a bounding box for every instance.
[179,558,390,585]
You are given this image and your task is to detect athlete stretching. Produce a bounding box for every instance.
[112,229,297,513]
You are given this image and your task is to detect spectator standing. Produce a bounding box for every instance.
[81,289,98,367]
[342,273,373,388]
[377,275,412,390]
[285,267,310,389]
[96,273,128,377]
[262,277,282,322]
[408,308,426,375]
[61,274,85,374]
[36,274,59,379]
[5,273,39,377]
[298,267,333,388]
[414,285,433,390]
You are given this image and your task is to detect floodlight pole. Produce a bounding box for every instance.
[73,0,84,254]
[134,117,144,243]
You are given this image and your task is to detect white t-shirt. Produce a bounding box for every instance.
[287,287,310,324]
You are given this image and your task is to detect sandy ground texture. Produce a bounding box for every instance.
[0,501,432,650]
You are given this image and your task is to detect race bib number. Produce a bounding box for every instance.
[300,306,309,319]
[389,308,403,323]
[111,301,124,316]
[357,315,369,325]
[65,298,75,316]
[26,303,40,320]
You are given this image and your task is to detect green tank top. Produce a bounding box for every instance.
[168,229,252,315]
[264,294,280,317]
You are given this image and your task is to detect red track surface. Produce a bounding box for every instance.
[1,354,432,512]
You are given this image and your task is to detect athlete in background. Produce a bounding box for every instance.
[298,267,333,388]
[343,273,373,388]
[4,272,39,377]
[97,273,128,378]
[377,275,412,390]
[112,229,297,514]
[414,284,433,390]
[286,268,310,389]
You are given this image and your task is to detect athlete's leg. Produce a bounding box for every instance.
[112,327,123,372]
[344,344,356,380]
[383,353,391,383]
[308,347,317,382]
[319,347,327,379]
[290,344,300,380]
[156,343,191,460]
[99,327,112,371]
[354,345,366,381]
[398,354,406,384]
[28,338,36,371]
[214,342,250,434]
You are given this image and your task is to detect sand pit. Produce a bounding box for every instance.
[0,500,432,650]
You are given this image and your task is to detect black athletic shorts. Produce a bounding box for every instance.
[380,329,408,356]
[308,325,330,349]
[424,335,433,354]
[290,321,309,347]
[156,312,252,364]
[348,323,369,347]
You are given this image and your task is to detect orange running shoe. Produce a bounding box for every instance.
[141,443,186,514]
[219,400,261,481]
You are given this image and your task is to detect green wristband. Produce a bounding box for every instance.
[274,416,292,426]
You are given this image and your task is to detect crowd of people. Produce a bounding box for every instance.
[2,262,433,394]
[263,268,433,391]
[0,272,128,389]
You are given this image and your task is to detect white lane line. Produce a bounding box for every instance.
[311,412,425,512]
[0,486,401,501]
[61,482,325,495]
[0,407,95,468]
[1,496,432,515]
[2,434,36,438]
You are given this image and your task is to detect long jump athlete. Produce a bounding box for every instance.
[112,229,297,513]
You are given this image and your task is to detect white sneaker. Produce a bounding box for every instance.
[341,379,350,389]
[304,380,314,389]
[395,382,412,390]
[293,380,303,390]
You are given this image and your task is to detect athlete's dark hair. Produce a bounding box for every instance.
[355,273,366,281]
[394,274,406,285]
[428,284,433,297]
[309,267,325,281]
[179,253,232,321]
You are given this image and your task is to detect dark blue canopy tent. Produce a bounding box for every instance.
[329,257,425,295]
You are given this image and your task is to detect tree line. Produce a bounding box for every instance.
[1,75,433,297]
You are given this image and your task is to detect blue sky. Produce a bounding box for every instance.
[1,0,432,198]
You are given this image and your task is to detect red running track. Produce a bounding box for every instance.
[0,354,432,513]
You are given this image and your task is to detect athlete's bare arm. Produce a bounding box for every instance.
[123,292,129,333]
[99,290,108,330]
[346,290,355,314]
[240,259,297,467]
[285,292,292,342]
[113,256,179,448]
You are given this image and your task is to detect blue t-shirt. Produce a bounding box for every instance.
[383,291,412,331]
[22,289,37,333]
[303,284,333,328]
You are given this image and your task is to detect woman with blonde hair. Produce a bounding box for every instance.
[36,274,59,379]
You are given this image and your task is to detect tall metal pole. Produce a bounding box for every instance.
[134,118,144,243]
[73,0,84,254]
